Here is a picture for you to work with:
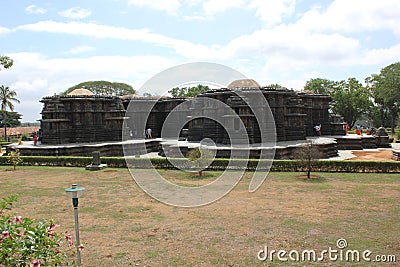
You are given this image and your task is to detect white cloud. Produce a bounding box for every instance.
[249,0,296,26]
[65,45,96,54]
[3,52,177,121]
[126,0,296,26]
[202,0,245,16]
[58,7,91,19]
[16,19,391,68]
[296,0,400,35]
[0,26,11,35]
[16,20,215,59]
[182,15,207,21]
[360,44,400,65]
[128,0,181,14]
[25,5,47,14]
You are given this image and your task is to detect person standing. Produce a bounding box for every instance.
[314,124,321,137]
[343,123,349,135]
[33,133,38,146]
[356,125,361,135]
[146,128,152,139]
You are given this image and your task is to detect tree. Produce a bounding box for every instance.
[366,62,400,136]
[168,84,210,97]
[304,78,335,94]
[142,92,153,97]
[0,85,20,140]
[186,147,214,176]
[266,84,288,90]
[293,140,323,179]
[329,78,372,128]
[0,111,22,128]
[7,149,22,170]
[63,81,136,96]
[0,55,13,70]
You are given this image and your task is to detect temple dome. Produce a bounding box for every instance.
[227,79,261,89]
[67,88,94,96]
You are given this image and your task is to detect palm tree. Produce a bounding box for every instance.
[0,85,20,141]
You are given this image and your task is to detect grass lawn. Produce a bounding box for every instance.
[0,166,399,266]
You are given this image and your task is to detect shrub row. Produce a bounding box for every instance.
[0,141,11,147]
[1,156,400,173]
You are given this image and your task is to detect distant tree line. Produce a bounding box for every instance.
[0,111,21,128]
[168,84,210,97]
[63,80,136,96]
[304,62,400,135]
[1,55,20,140]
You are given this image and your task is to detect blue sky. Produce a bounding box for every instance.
[1,0,399,122]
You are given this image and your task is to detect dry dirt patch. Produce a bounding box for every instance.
[347,149,394,161]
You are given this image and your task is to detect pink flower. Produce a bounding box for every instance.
[68,241,74,247]
[49,223,59,230]
[46,228,55,236]
[78,243,84,251]
[47,223,59,237]
[13,216,22,224]
[1,231,9,239]
[30,260,40,267]
[65,233,72,241]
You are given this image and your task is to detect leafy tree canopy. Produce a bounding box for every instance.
[0,111,22,128]
[366,62,400,135]
[0,55,13,70]
[304,78,335,94]
[63,81,136,96]
[329,78,372,128]
[168,84,210,97]
[266,84,288,90]
[1,85,20,112]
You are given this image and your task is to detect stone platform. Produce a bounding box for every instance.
[6,139,161,157]
[7,137,338,159]
[159,137,338,159]
[6,135,392,160]
[333,134,391,150]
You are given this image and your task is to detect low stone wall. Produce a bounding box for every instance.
[392,150,400,161]
[334,135,390,150]
[7,140,161,157]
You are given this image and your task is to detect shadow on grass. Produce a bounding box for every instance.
[296,174,327,183]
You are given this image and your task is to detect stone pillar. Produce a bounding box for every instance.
[92,151,101,165]
[85,151,107,170]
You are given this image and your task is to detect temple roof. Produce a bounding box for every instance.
[227,79,261,89]
[67,88,94,96]
[119,94,143,99]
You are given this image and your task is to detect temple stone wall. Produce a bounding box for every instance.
[40,95,127,144]
[187,88,342,143]
[40,85,344,145]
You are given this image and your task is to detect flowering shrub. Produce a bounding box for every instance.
[6,149,23,170]
[0,195,80,266]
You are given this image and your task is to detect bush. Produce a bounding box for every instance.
[0,196,79,266]
[0,156,400,173]
[7,149,22,170]
[0,141,11,147]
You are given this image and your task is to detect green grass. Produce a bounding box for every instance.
[0,166,399,266]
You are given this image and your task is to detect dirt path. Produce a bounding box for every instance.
[347,149,394,161]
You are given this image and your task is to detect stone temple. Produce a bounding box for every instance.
[40,88,127,144]
[40,80,345,146]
